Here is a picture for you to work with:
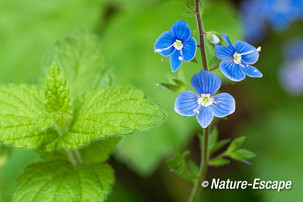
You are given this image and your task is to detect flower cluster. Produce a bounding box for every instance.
[154,21,262,128]
[241,0,303,42]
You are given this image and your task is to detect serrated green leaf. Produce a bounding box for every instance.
[47,30,113,99]
[209,158,230,166]
[13,160,115,202]
[44,63,72,115]
[226,136,247,153]
[0,85,57,151]
[59,85,167,149]
[35,112,62,131]
[80,137,121,163]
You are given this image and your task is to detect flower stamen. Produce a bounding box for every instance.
[197,94,213,107]
[161,49,176,61]
[154,44,175,53]
[173,39,183,50]
[233,52,242,64]
[239,46,261,56]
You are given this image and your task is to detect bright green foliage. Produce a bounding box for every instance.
[80,137,121,163]
[44,63,72,115]
[13,160,115,202]
[0,85,57,151]
[47,31,113,99]
[59,85,167,149]
[35,112,62,132]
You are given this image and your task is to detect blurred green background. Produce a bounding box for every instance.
[0,0,302,201]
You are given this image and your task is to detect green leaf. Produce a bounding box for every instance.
[156,83,182,93]
[209,158,230,166]
[226,149,256,161]
[59,85,167,149]
[47,30,113,99]
[0,85,57,151]
[183,0,196,11]
[209,139,230,156]
[35,112,62,132]
[44,63,72,116]
[191,57,198,64]
[13,161,115,202]
[226,136,247,153]
[80,137,121,163]
[166,150,195,181]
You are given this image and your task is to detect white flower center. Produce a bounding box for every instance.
[173,40,183,50]
[197,94,213,107]
[233,52,242,64]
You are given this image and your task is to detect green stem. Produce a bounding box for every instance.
[208,152,225,163]
[67,150,82,166]
[187,1,211,201]
[188,127,209,202]
[195,0,208,71]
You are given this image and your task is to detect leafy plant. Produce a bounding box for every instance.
[0,31,167,201]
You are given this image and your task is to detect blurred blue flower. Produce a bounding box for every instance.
[215,34,262,82]
[279,39,303,95]
[174,70,235,128]
[241,0,303,42]
[154,21,197,72]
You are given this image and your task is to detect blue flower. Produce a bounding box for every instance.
[215,34,263,82]
[279,39,303,95]
[241,0,303,42]
[174,70,235,128]
[154,21,197,72]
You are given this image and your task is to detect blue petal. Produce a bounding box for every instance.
[182,37,197,62]
[196,107,214,128]
[214,45,235,60]
[210,93,235,118]
[174,91,199,116]
[170,50,182,72]
[191,70,221,96]
[219,60,246,82]
[169,20,191,42]
[234,41,259,64]
[214,34,235,60]
[154,31,175,56]
[241,64,263,78]
[222,34,233,47]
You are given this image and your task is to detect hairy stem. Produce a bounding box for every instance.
[195,0,208,71]
[188,127,209,202]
